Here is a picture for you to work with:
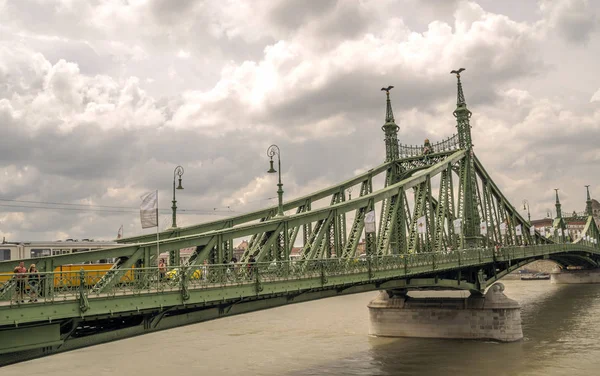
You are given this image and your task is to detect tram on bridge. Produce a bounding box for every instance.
[0,239,121,262]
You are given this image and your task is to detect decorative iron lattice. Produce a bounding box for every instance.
[4,243,600,306]
[398,134,460,158]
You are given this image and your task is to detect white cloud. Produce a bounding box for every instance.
[591,88,600,103]
[539,0,598,43]
[0,0,599,241]
[177,50,191,59]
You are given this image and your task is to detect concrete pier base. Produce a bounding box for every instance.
[368,283,522,342]
[551,268,600,284]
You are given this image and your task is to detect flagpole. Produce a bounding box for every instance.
[156,189,160,266]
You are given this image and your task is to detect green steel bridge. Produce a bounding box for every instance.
[1,70,599,365]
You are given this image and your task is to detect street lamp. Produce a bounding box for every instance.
[522,199,531,224]
[267,145,285,217]
[171,165,184,228]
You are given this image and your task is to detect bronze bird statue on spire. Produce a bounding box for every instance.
[450,68,465,77]
[381,85,394,93]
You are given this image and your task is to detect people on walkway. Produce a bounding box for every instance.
[247,255,256,278]
[13,261,27,303]
[227,257,237,280]
[28,264,40,302]
[158,258,167,281]
[201,259,208,281]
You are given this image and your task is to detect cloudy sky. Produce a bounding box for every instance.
[0,0,599,242]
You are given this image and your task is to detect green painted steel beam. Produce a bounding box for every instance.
[0,324,61,354]
[116,161,394,244]
[473,155,550,244]
[0,150,467,272]
[380,278,479,292]
[2,243,600,329]
[116,150,458,246]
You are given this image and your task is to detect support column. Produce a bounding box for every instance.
[368,283,522,342]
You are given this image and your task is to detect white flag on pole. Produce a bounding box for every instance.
[530,226,536,236]
[140,191,158,229]
[480,221,487,235]
[540,227,546,236]
[500,222,507,235]
[364,210,376,234]
[453,218,462,233]
[417,215,427,234]
[557,228,563,237]
[515,224,522,236]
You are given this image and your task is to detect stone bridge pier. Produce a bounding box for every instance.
[551,268,600,284]
[368,283,523,342]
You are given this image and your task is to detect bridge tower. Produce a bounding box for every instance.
[381,87,400,162]
[376,86,403,254]
[554,189,567,242]
[586,185,593,216]
[452,69,481,248]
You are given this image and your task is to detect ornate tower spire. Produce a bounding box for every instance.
[381,86,400,162]
[555,188,562,218]
[450,68,480,248]
[586,185,593,216]
[451,68,473,150]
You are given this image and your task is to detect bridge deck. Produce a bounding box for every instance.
[1,244,596,328]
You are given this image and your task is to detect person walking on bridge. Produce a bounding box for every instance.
[247,255,256,279]
[28,264,40,302]
[201,259,209,281]
[13,261,27,304]
[158,259,167,282]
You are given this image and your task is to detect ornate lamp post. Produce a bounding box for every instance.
[171,165,184,228]
[267,145,285,217]
[522,199,531,224]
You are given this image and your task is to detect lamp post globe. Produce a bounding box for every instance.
[266,145,284,217]
[172,165,184,228]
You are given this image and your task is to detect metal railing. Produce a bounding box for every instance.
[1,243,597,307]
[398,134,461,158]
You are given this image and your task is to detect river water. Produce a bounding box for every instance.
[4,280,600,376]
